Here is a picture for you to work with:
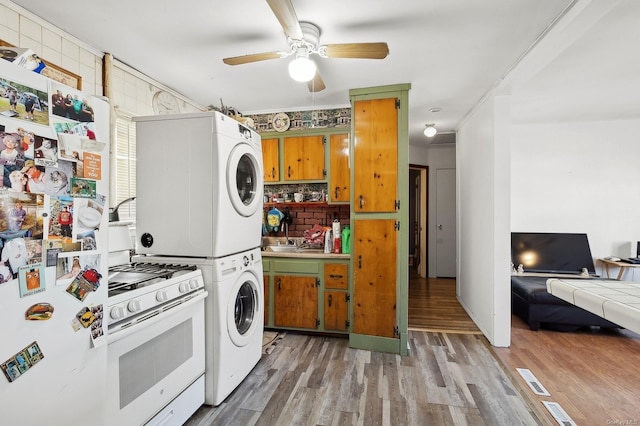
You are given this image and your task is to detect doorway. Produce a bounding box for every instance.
[409,165,428,277]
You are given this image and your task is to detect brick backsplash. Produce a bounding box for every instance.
[264,203,350,238]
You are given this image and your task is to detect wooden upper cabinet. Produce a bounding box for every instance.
[262,138,279,182]
[329,133,350,202]
[283,135,325,181]
[353,98,398,212]
[352,219,397,338]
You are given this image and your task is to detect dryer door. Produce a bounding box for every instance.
[227,142,263,217]
[226,270,262,347]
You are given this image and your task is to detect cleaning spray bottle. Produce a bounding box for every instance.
[324,228,332,254]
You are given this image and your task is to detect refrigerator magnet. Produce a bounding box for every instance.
[25,302,54,320]
[65,273,96,301]
[17,263,46,298]
[1,341,43,383]
[75,306,95,328]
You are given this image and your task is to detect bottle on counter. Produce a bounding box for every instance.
[333,235,342,254]
[324,229,333,254]
[332,218,342,253]
[341,225,351,254]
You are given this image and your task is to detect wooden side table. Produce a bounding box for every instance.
[599,258,640,280]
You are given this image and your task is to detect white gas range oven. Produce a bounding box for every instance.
[106,261,207,426]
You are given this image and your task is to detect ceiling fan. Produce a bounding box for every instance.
[222,0,390,92]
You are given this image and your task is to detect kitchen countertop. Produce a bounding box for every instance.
[261,236,350,259]
[261,250,350,259]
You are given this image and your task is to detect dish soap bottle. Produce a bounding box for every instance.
[341,225,351,254]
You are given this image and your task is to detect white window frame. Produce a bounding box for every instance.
[111,109,136,221]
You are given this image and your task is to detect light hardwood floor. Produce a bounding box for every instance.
[493,314,640,425]
[411,274,640,424]
[408,275,481,334]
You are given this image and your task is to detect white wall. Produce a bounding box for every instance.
[511,118,640,280]
[409,143,456,277]
[456,97,511,347]
[0,0,103,95]
[0,1,203,116]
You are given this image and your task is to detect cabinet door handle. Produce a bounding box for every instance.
[288,166,291,178]
[277,278,281,291]
[329,274,343,279]
[271,167,276,178]
[328,294,332,307]
[358,255,362,269]
[334,186,340,199]
[359,195,365,209]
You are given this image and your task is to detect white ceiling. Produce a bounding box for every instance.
[12,0,584,145]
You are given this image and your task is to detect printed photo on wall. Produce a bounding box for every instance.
[74,196,104,235]
[25,238,42,264]
[44,239,61,267]
[0,237,26,283]
[0,131,26,169]
[90,304,106,347]
[70,177,96,199]
[57,132,83,162]
[77,230,97,251]
[0,77,49,126]
[56,252,99,287]
[50,82,94,123]
[47,196,73,243]
[18,262,45,297]
[0,193,39,239]
[33,135,58,167]
[52,121,97,140]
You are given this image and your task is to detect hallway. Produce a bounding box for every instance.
[408,273,481,334]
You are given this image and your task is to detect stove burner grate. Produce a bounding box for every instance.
[108,262,198,296]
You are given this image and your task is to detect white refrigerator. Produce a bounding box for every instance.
[0,58,110,424]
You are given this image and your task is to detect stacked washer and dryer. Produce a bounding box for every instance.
[132,111,264,406]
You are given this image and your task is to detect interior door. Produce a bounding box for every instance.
[435,168,456,277]
[409,168,420,269]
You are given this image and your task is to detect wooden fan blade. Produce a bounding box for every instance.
[307,70,326,92]
[223,51,283,66]
[266,0,303,40]
[322,42,389,59]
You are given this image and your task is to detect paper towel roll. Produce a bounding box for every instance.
[332,219,341,236]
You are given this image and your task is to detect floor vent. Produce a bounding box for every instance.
[542,401,577,426]
[516,368,550,396]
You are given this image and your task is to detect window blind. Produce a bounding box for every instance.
[113,112,136,221]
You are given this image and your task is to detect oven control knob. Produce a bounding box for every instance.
[156,290,168,302]
[110,306,125,320]
[189,279,198,290]
[127,299,141,313]
[179,282,189,293]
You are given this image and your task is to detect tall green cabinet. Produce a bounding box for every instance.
[348,84,410,355]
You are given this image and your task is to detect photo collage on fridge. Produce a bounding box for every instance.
[0,57,108,382]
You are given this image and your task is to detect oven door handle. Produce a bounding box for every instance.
[107,291,208,344]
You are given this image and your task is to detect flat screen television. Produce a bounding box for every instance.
[511,232,596,275]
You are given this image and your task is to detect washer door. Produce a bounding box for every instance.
[227,142,263,217]
[227,270,261,347]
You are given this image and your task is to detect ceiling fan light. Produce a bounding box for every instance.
[424,124,438,138]
[289,56,316,82]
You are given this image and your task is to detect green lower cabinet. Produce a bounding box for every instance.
[263,257,350,334]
